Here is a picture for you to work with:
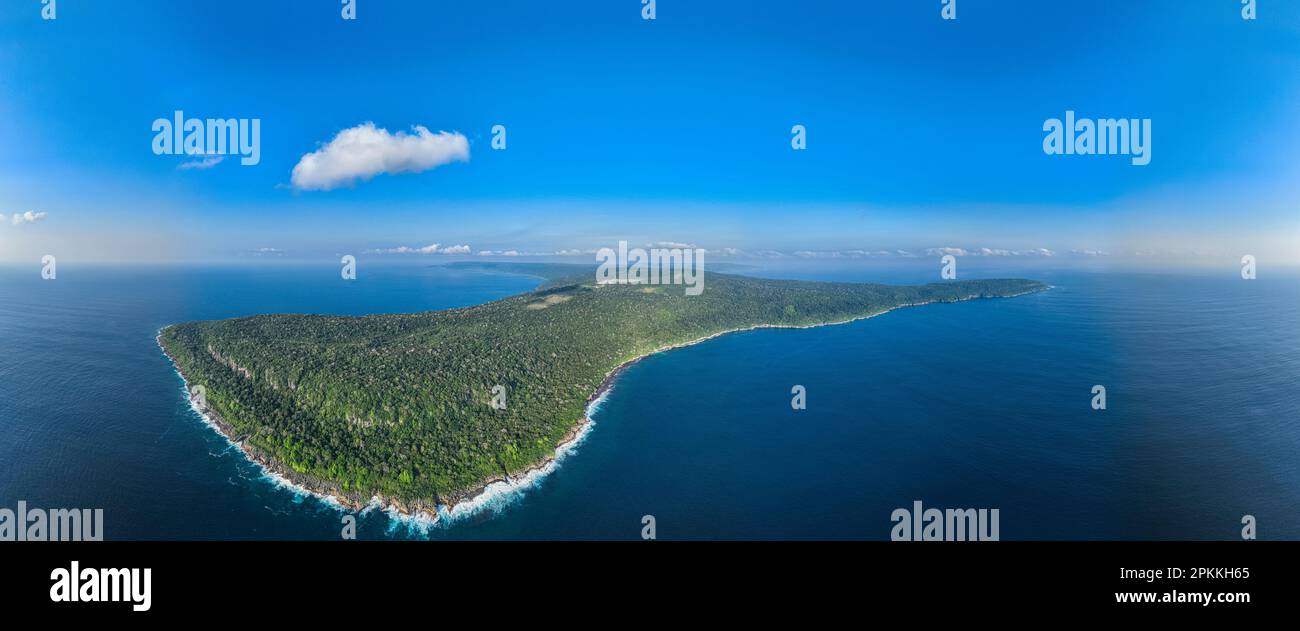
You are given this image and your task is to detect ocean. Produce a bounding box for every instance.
[0,261,1295,540]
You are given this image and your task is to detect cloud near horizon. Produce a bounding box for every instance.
[924,247,1056,258]
[366,243,471,255]
[354,242,1112,260]
[290,123,470,191]
[463,245,1078,260]
[2,211,48,226]
[742,246,1064,259]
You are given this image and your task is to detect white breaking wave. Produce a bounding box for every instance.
[157,328,608,532]
[174,366,346,513]
[436,386,609,525]
[159,330,351,515]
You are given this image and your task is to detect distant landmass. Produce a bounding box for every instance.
[158,263,1046,517]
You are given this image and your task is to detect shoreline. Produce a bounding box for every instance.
[156,287,1045,524]
[158,330,612,525]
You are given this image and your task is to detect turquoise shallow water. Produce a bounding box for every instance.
[0,262,1296,539]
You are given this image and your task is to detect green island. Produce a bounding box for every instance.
[158,263,1046,515]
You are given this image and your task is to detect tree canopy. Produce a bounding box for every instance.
[159,264,1045,508]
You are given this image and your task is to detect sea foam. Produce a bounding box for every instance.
[160,328,608,532]
[437,386,608,525]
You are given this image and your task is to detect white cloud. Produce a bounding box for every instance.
[925,247,970,257]
[367,243,470,255]
[456,245,1060,260]
[374,244,437,254]
[792,249,900,259]
[927,246,1054,257]
[474,248,589,257]
[178,155,224,170]
[8,211,48,226]
[291,123,470,191]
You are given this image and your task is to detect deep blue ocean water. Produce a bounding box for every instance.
[0,261,1296,540]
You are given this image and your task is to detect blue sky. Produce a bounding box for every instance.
[0,0,1297,264]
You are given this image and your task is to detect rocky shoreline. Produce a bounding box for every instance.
[155,287,1046,522]
[158,330,605,522]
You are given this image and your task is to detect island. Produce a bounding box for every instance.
[158,263,1047,517]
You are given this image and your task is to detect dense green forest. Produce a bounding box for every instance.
[159,264,1045,508]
